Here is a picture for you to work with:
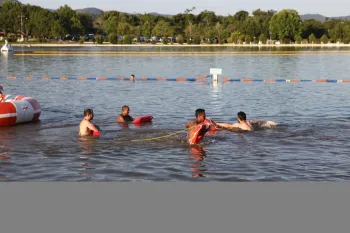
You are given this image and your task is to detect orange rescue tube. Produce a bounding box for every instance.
[187,124,209,145]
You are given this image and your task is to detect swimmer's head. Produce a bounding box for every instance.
[195,109,206,122]
[84,108,94,120]
[130,74,135,81]
[122,105,130,115]
[237,111,246,122]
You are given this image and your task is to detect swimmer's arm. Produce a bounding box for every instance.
[250,120,264,124]
[216,123,234,129]
[87,121,99,132]
[209,119,219,127]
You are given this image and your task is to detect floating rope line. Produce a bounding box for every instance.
[0,76,209,82]
[1,76,349,82]
[115,126,196,143]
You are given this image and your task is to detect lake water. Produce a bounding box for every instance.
[0,46,350,181]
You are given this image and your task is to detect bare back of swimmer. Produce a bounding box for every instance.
[79,109,100,136]
[185,109,218,145]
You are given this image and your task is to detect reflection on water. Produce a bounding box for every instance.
[1,46,350,80]
[189,146,208,178]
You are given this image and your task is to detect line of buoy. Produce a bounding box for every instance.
[221,77,349,83]
[0,76,209,82]
[1,76,349,83]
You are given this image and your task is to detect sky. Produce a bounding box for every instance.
[21,0,350,17]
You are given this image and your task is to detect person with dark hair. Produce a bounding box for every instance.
[217,111,276,131]
[117,105,134,123]
[130,74,135,81]
[185,109,218,145]
[79,109,100,136]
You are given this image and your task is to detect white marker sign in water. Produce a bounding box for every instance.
[210,68,222,83]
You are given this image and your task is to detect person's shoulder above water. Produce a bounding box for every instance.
[117,105,134,123]
[185,119,197,128]
[79,108,100,136]
[216,111,253,131]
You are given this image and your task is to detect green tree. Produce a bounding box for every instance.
[197,10,217,27]
[152,20,173,37]
[252,9,276,38]
[230,32,240,43]
[193,34,201,44]
[302,19,326,39]
[162,36,168,44]
[0,0,23,33]
[57,5,76,35]
[245,35,251,43]
[184,7,196,39]
[51,20,65,38]
[308,33,316,43]
[70,16,83,35]
[320,35,328,43]
[123,35,132,44]
[243,17,259,38]
[27,9,51,38]
[133,26,142,38]
[234,10,249,22]
[108,33,118,44]
[295,35,302,44]
[259,33,266,43]
[176,34,184,44]
[78,13,94,34]
[141,21,151,37]
[3,2,350,46]
[231,11,249,34]
[104,16,118,35]
[95,35,104,44]
[269,9,303,41]
[323,19,341,42]
[215,22,223,43]
[117,22,131,36]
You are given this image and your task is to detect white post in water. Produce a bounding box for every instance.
[210,68,222,83]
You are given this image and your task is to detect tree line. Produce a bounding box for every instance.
[1,0,350,44]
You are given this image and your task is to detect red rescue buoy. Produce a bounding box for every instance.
[133,116,153,124]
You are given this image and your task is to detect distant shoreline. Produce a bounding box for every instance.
[8,42,350,48]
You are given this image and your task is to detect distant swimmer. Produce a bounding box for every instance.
[130,74,135,82]
[185,109,218,145]
[117,105,134,123]
[79,109,100,136]
[217,111,276,132]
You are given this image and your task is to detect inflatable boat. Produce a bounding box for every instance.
[0,95,41,127]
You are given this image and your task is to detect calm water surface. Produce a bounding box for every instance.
[0,46,349,181]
